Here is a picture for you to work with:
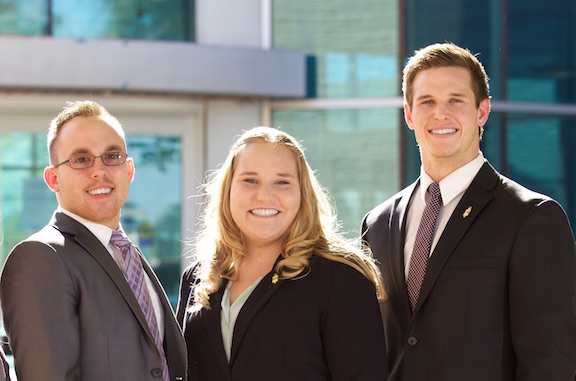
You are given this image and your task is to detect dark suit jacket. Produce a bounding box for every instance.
[176,256,387,381]
[0,346,9,381]
[361,161,576,381]
[0,212,187,381]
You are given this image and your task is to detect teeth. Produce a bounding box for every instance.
[251,209,279,216]
[88,188,112,195]
[432,128,456,135]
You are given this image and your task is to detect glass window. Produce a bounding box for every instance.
[274,108,400,236]
[273,0,399,98]
[53,0,192,40]
[508,0,575,104]
[504,112,576,227]
[0,0,195,41]
[0,132,182,307]
[0,0,47,35]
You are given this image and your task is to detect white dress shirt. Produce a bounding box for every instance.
[403,153,486,279]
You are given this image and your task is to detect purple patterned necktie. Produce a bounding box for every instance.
[110,231,169,381]
[407,182,443,311]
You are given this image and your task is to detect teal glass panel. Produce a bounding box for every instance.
[123,135,182,306]
[272,0,399,98]
[504,113,576,226]
[53,0,191,41]
[273,108,400,237]
[508,0,575,104]
[0,132,182,307]
[0,0,47,35]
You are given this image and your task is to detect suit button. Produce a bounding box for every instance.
[407,336,418,346]
[151,368,163,378]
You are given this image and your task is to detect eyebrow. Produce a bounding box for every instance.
[237,170,296,178]
[68,144,124,155]
[415,92,469,101]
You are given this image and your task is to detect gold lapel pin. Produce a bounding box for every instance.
[462,206,472,218]
[272,273,279,284]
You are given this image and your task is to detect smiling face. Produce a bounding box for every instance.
[44,116,134,229]
[405,66,490,179]
[229,141,301,253]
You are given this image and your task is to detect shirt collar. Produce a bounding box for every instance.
[57,206,124,247]
[419,152,486,205]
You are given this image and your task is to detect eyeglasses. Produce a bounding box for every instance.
[53,152,128,169]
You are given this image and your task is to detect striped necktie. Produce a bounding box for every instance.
[407,182,442,311]
[111,231,169,381]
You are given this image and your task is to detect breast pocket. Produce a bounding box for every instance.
[446,257,500,269]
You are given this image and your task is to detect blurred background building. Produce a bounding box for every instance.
[0,0,574,334]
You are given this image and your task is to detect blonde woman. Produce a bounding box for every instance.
[177,126,387,381]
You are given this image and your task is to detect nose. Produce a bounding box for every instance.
[90,156,109,177]
[255,183,274,201]
[433,103,449,120]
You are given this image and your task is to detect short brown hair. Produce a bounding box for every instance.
[47,100,125,165]
[403,42,490,108]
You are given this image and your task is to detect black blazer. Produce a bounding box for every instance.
[0,212,187,381]
[361,161,576,381]
[177,256,387,381]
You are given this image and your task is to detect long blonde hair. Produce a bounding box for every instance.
[190,126,385,309]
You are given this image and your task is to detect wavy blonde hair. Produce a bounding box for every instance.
[189,126,385,310]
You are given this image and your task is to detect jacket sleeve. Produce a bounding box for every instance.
[321,264,388,381]
[0,240,81,381]
[509,199,576,379]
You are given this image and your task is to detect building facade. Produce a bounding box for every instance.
[1,0,575,317]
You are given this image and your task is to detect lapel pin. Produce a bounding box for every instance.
[272,273,279,284]
[462,206,472,218]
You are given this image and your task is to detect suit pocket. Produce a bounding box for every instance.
[446,257,499,269]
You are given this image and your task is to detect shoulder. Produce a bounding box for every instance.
[7,224,64,260]
[180,261,202,289]
[494,173,569,220]
[308,255,372,287]
[498,174,552,204]
[363,183,416,225]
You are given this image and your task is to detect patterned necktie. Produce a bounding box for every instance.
[407,182,443,311]
[110,231,169,381]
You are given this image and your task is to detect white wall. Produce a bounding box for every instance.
[195,0,264,48]
[195,0,268,174]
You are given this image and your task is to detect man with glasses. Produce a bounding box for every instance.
[0,101,187,381]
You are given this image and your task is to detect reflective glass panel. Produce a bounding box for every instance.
[508,0,575,104]
[505,113,576,226]
[273,0,399,98]
[0,0,194,41]
[274,108,400,237]
[0,0,47,35]
[53,0,191,40]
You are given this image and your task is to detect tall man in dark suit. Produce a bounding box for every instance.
[0,100,187,380]
[362,43,576,380]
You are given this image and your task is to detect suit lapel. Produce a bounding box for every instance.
[229,258,285,365]
[50,213,158,348]
[199,284,230,371]
[389,182,418,323]
[414,163,498,313]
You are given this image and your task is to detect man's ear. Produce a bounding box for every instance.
[404,102,415,130]
[127,157,135,183]
[477,98,491,127]
[44,166,59,192]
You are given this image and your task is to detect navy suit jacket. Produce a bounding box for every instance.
[177,256,387,381]
[361,161,576,381]
[0,212,187,381]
